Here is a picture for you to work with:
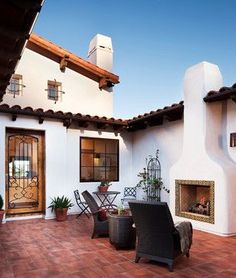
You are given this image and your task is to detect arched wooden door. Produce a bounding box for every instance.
[6,129,45,215]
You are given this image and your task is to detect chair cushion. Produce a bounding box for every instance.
[98,208,107,221]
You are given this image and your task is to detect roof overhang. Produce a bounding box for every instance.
[0,104,127,131]
[27,34,120,89]
[0,0,44,102]
[204,84,236,103]
[127,101,184,131]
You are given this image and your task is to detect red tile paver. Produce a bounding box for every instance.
[0,215,236,277]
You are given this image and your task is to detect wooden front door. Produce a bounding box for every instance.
[6,129,45,215]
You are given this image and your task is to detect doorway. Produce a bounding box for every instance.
[6,128,45,215]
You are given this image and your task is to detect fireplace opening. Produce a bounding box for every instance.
[175,180,214,223]
[181,184,210,215]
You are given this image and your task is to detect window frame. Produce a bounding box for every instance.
[80,137,119,182]
[47,80,62,101]
[7,74,23,97]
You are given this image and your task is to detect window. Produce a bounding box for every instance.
[47,80,62,101]
[80,137,119,182]
[230,133,236,147]
[7,74,23,97]
[9,156,31,178]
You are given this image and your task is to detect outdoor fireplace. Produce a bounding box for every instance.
[169,62,236,235]
[175,180,214,224]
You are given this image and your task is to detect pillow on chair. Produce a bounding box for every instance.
[98,208,107,221]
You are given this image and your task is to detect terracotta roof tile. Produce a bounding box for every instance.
[0,104,127,131]
[127,101,184,131]
[0,100,185,132]
[204,83,236,102]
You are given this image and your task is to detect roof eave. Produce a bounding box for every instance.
[27,34,120,87]
[0,0,44,102]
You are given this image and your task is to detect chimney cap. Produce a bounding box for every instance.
[88,33,113,57]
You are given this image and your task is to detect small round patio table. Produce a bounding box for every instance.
[93,191,120,211]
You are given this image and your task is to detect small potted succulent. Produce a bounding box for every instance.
[98,180,112,193]
[48,195,74,221]
[0,194,5,224]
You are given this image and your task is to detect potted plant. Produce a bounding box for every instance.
[0,194,5,224]
[98,180,112,192]
[48,195,74,221]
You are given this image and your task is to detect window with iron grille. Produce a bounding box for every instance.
[80,137,119,182]
[7,74,23,97]
[47,80,61,101]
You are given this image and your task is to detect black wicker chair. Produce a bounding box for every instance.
[129,201,192,272]
[74,190,90,218]
[82,190,109,239]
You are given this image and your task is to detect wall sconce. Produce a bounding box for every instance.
[94,153,100,165]
[230,133,236,147]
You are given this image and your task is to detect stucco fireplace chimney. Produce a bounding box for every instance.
[88,34,113,72]
[170,61,236,236]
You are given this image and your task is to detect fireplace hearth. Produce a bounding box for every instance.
[175,180,214,224]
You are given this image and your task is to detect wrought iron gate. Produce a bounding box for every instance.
[6,129,45,215]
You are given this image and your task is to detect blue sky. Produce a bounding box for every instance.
[34,0,236,119]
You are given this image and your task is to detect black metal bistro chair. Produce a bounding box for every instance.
[82,190,109,239]
[74,190,90,218]
[129,201,193,272]
[121,187,137,207]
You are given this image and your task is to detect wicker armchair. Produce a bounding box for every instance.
[129,201,192,272]
[82,190,109,239]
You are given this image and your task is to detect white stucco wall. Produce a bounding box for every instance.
[131,120,183,203]
[0,115,133,220]
[3,48,113,117]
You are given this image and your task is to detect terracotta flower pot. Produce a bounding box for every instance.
[55,208,68,221]
[98,186,109,193]
[0,210,5,224]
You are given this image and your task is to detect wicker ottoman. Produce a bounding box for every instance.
[108,214,136,249]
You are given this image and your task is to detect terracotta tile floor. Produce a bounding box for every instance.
[1,216,236,278]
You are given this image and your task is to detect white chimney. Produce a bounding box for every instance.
[88,34,113,72]
[170,61,236,235]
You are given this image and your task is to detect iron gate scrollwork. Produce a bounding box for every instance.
[7,135,39,209]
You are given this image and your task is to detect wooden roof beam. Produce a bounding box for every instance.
[38,116,44,124]
[60,55,69,73]
[78,120,89,128]
[99,78,114,90]
[147,117,164,126]
[165,112,183,122]
[63,119,72,128]
[11,114,17,121]
[96,122,108,129]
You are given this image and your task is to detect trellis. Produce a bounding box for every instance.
[146,149,162,201]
